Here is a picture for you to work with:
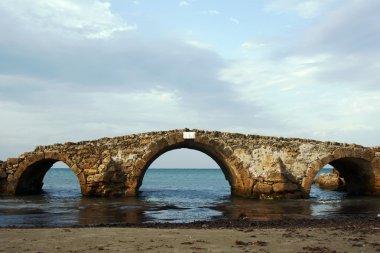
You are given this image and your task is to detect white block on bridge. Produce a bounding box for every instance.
[183,132,196,139]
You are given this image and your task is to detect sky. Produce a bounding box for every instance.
[0,0,379,167]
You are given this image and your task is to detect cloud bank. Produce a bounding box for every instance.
[0,0,379,162]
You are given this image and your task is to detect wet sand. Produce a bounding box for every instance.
[1,218,380,252]
[1,226,380,252]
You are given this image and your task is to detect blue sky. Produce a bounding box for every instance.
[0,0,379,167]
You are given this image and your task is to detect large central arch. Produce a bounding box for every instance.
[129,136,247,197]
[136,142,234,192]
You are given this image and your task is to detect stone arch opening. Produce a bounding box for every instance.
[42,162,82,195]
[140,149,230,194]
[304,153,375,197]
[329,157,374,194]
[14,156,84,195]
[134,141,237,195]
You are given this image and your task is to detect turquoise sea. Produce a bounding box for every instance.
[0,168,379,227]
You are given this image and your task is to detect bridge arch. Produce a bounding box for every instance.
[12,152,86,195]
[303,148,376,197]
[128,134,250,197]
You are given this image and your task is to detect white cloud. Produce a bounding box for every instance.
[219,55,328,103]
[208,10,220,15]
[0,12,273,159]
[179,1,189,7]
[224,1,380,145]
[241,42,254,50]
[0,0,135,39]
[1,0,379,161]
[186,39,211,49]
[219,52,380,145]
[240,41,267,51]
[229,17,240,24]
[265,0,334,18]
[302,0,380,53]
[0,84,200,157]
[284,0,380,90]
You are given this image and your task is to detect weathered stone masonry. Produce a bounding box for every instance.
[1,129,379,199]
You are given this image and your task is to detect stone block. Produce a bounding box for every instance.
[272,183,298,193]
[222,146,233,157]
[86,175,94,182]
[197,136,210,145]
[82,162,97,170]
[22,153,44,167]
[6,184,16,194]
[110,174,123,183]
[84,157,99,164]
[44,151,59,160]
[333,148,355,160]
[93,174,104,182]
[97,164,106,172]
[141,139,152,145]
[7,174,14,181]
[166,135,177,146]
[86,169,97,175]
[375,176,380,188]
[310,160,324,172]
[0,170,7,179]
[83,185,94,195]
[372,159,380,175]
[253,182,272,194]
[266,172,286,183]
[135,158,145,170]
[6,158,19,165]
[320,155,334,166]
[92,173,112,183]
[102,156,112,164]
[353,148,364,158]
[362,149,374,161]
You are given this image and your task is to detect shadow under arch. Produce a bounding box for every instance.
[14,153,85,195]
[303,149,375,197]
[134,140,238,195]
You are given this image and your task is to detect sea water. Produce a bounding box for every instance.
[0,168,379,227]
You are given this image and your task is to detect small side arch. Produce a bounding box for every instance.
[302,148,376,197]
[13,151,85,195]
[128,134,248,197]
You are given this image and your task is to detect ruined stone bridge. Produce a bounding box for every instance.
[1,129,379,199]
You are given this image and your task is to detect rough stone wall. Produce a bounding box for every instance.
[0,160,6,192]
[0,129,378,199]
[371,147,380,193]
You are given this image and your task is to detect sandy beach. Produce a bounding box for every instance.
[1,225,379,253]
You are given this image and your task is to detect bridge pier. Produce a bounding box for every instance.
[0,130,379,199]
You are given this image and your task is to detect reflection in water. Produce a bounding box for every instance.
[77,197,147,225]
[213,196,313,221]
[212,188,380,222]
[2,186,380,227]
[1,168,380,227]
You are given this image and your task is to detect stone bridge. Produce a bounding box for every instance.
[0,129,379,199]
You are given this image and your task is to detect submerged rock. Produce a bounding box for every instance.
[316,172,345,191]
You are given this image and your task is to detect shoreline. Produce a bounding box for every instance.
[3,215,380,229]
[1,219,380,252]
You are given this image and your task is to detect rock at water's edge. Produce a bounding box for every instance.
[316,173,345,191]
